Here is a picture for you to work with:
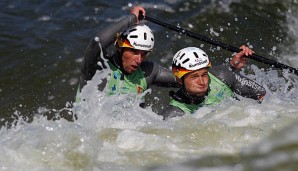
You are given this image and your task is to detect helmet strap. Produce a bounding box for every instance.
[170,87,208,105]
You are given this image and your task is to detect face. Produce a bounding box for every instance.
[182,68,209,96]
[121,48,149,74]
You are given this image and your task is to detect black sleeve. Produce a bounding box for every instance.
[140,61,180,88]
[160,105,185,121]
[209,64,266,100]
[80,14,137,81]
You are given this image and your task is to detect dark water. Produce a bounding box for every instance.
[0,0,296,125]
[1,0,298,170]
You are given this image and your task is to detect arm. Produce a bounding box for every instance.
[80,6,145,81]
[140,61,180,88]
[227,45,265,101]
[209,64,266,102]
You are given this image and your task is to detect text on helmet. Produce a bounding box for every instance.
[189,59,208,68]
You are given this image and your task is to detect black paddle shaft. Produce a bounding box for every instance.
[139,14,298,75]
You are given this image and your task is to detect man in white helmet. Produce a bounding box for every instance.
[80,6,178,106]
[161,46,266,120]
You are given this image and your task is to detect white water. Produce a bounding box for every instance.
[2,1,298,171]
[1,66,298,170]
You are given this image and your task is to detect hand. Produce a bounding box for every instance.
[130,6,145,24]
[230,45,254,70]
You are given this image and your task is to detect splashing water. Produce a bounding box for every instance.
[1,0,298,171]
[1,64,298,171]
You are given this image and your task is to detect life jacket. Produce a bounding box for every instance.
[169,72,233,114]
[105,61,147,95]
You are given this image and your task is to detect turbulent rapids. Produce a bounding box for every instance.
[1,0,298,170]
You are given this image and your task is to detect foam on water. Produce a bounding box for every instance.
[1,1,298,171]
[1,65,297,171]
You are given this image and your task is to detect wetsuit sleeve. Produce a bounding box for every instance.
[160,105,185,121]
[80,14,138,81]
[209,64,266,101]
[141,61,180,88]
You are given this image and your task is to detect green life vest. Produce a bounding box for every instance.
[105,61,147,96]
[169,72,233,114]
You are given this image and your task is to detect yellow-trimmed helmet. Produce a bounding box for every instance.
[116,24,154,51]
[172,47,211,78]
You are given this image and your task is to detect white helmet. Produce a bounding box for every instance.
[116,24,154,51]
[172,47,211,78]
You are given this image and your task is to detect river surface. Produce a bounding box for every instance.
[1,0,298,170]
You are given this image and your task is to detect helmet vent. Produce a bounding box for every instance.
[182,58,190,64]
[179,53,185,60]
[130,35,138,38]
[129,29,137,32]
[193,52,199,58]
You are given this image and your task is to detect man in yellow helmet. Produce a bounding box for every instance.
[161,46,266,120]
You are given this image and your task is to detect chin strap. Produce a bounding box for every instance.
[169,87,209,105]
